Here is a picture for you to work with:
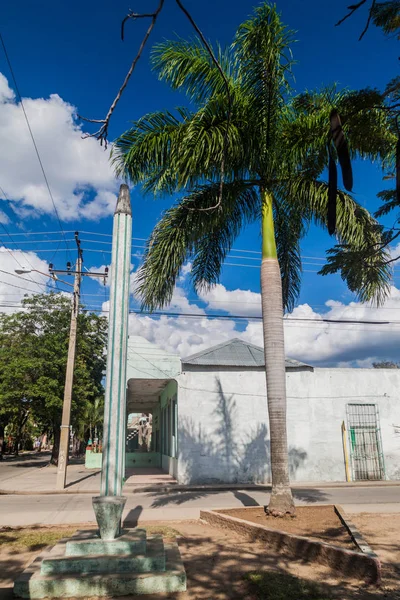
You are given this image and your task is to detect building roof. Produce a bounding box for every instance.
[182,338,312,369]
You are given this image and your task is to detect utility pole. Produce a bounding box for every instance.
[55,233,108,491]
[56,233,82,491]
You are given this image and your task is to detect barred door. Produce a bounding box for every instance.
[346,404,385,481]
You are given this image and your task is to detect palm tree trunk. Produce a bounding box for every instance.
[261,190,295,516]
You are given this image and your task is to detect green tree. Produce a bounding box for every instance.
[112,3,393,514]
[373,360,399,368]
[0,293,107,464]
[337,1,400,40]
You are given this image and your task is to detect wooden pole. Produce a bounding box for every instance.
[341,420,351,482]
[56,258,82,490]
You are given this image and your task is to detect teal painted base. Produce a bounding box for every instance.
[125,452,161,468]
[65,529,146,556]
[41,536,165,575]
[14,529,187,598]
[84,451,102,469]
[92,496,126,541]
[85,451,162,470]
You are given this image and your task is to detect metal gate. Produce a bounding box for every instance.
[346,403,385,481]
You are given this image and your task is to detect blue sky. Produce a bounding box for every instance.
[0,0,399,364]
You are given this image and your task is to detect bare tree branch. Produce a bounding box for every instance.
[79,0,232,210]
[175,0,232,212]
[359,0,377,39]
[78,0,165,148]
[335,0,368,27]
[336,0,380,41]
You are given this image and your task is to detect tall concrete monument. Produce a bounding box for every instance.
[14,184,187,597]
[93,184,132,539]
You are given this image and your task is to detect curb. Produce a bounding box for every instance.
[0,484,272,496]
[1,480,400,496]
[334,505,379,557]
[199,506,381,584]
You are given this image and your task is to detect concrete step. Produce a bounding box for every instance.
[65,528,146,556]
[41,536,165,575]
[14,541,186,598]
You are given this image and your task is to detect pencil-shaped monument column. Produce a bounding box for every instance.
[93,184,132,540]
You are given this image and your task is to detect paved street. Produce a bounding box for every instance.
[1,452,399,526]
[1,484,400,526]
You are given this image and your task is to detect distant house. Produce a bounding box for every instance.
[87,336,400,484]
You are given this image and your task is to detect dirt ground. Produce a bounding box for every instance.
[217,505,356,549]
[352,513,400,596]
[0,515,399,600]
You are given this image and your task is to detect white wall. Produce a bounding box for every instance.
[176,367,400,484]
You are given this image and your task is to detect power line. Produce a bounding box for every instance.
[0,268,55,291]
[0,32,71,260]
[0,187,49,290]
[2,298,400,333]
[0,278,66,295]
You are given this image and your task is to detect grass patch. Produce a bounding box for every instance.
[144,525,181,538]
[244,571,333,600]
[0,528,76,551]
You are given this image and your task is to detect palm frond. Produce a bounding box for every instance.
[112,102,244,193]
[375,189,398,217]
[279,176,379,245]
[233,3,295,169]
[318,242,391,306]
[277,176,391,304]
[135,182,260,310]
[371,1,400,36]
[151,38,234,104]
[284,88,395,179]
[273,200,304,312]
[111,109,190,189]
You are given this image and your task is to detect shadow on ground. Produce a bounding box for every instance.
[173,525,396,600]
[65,470,100,488]
[147,486,329,508]
[0,520,399,600]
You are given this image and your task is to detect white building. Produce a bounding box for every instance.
[88,336,400,484]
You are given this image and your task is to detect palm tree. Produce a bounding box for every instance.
[112,4,393,515]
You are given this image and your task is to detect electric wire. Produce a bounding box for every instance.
[0,32,72,260]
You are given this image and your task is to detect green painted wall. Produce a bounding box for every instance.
[85,451,162,469]
[85,450,102,469]
[126,452,161,468]
[160,380,178,458]
[160,380,177,408]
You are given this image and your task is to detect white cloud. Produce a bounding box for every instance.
[0,73,15,103]
[178,262,192,282]
[0,210,10,224]
[0,247,55,311]
[167,286,206,315]
[282,290,400,365]
[116,282,400,366]
[199,283,261,317]
[127,311,239,359]
[0,73,118,221]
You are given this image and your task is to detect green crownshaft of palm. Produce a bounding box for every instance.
[112,4,393,514]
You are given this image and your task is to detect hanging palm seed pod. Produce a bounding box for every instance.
[330,109,353,192]
[328,152,337,235]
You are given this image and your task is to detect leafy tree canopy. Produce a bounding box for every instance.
[0,293,107,456]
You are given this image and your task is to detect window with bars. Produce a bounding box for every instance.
[346,403,385,481]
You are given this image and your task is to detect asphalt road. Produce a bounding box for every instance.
[1,485,399,526]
